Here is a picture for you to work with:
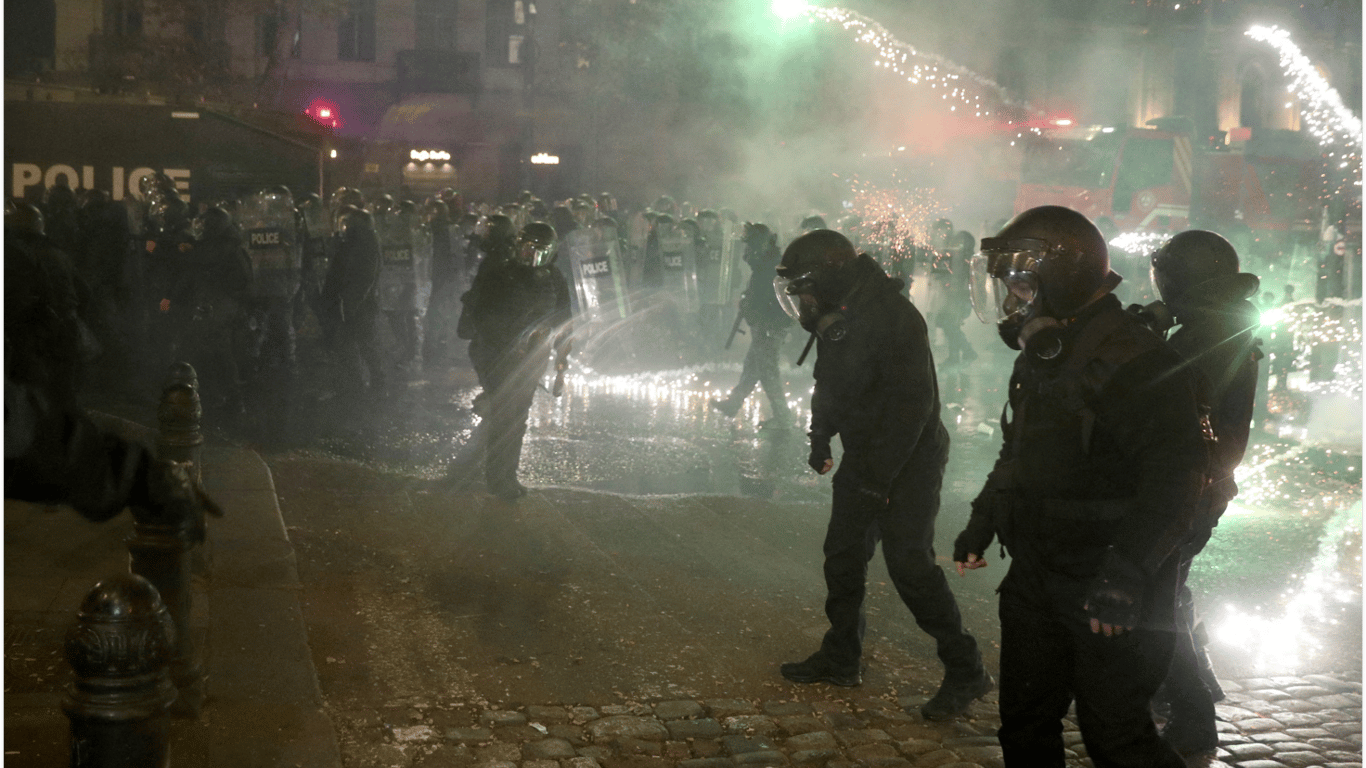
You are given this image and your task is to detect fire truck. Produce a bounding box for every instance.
[1014,122,1322,247]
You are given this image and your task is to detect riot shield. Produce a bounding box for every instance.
[656,221,700,314]
[565,226,630,320]
[376,211,433,314]
[239,188,301,300]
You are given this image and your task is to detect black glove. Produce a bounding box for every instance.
[952,511,996,563]
[807,433,832,474]
[1084,548,1146,632]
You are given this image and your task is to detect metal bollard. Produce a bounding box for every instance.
[159,362,208,578]
[63,574,177,768]
[158,362,203,484]
[127,461,204,718]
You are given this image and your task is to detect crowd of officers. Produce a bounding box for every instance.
[2,178,987,420]
[7,173,1264,766]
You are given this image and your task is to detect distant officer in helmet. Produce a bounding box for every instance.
[954,206,1210,767]
[323,207,385,397]
[774,229,989,719]
[182,206,253,413]
[709,223,793,426]
[1144,230,1261,759]
[453,221,572,500]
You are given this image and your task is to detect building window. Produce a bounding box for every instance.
[415,0,457,51]
[338,0,376,61]
[487,0,533,66]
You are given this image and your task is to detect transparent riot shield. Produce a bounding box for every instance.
[566,227,630,320]
[657,224,700,314]
[376,212,432,314]
[240,189,301,300]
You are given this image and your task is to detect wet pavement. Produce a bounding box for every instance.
[31,311,1362,767]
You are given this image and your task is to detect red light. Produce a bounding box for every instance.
[305,98,342,130]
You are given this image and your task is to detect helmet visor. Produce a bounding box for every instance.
[970,238,1048,323]
[517,238,557,267]
[773,273,818,326]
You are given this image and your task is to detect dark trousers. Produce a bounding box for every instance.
[385,309,426,366]
[997,568,1184,768]
[482,351,542,491]
[726,327,789,415]
[336,306,384,394]
[1162,523,1222,730]
[818,425,979,674]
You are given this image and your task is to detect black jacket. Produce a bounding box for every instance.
[462,259,571,357]
[810,255,944,488]
[963,294,1210,583]
[1167,297,1260,512]
[324,224,382,320]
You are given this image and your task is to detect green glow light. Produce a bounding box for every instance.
[772,0,810,20]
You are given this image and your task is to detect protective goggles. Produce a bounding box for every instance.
[773,272,817,325]
[517,239,557,267]
[969,237,1050,323]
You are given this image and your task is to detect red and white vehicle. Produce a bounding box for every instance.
[1014,124,1321,245]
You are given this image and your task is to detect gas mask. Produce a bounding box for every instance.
[970,239,1065,362]
[773,269,853,341]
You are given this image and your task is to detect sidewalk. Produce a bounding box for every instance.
[3,416,342,768]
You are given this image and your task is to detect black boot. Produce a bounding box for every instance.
[780,652,861,687]
[710,396,742,418]
[921,667,994,721]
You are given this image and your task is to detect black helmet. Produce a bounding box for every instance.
[485,214,517,246]
[799,214,827,233]
[972,205,1118,323]
[1151,229,1258,310]
[515,221,559,267]
[338,206,371,233]
[742,222,778,266]
[194,206,234,240]
[298,192,322,208]
[45,184,78,211]
[6,201,45,236]
[775,229,864,335]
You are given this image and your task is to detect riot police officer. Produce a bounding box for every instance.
[323,207,385,397]
[297,191,333,344]
[181,206,253,413]
[5,202,97,402]
[1147,230,1261,758]
[376,198,433,374]
[454,222,571,500]
[953,206,1210,767]
[238,185,303,384]
[710,223,793,425]
[774,230,988,719]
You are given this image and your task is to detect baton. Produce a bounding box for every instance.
[724,309,747,350]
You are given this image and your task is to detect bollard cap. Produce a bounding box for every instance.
[66,574,176,679]
[165,361,199,392]
[157,383,202,435]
